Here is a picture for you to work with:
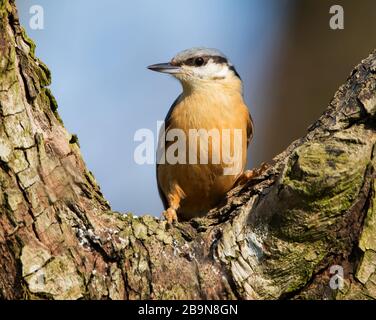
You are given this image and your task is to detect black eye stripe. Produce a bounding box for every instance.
[209,55,228,64]
[181,55,228,67]
[229,65,241,79]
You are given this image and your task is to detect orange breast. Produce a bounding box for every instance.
[157,87,251,220]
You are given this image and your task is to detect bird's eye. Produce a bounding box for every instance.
[194,57,205,66]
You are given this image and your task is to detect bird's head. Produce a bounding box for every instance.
[148,47,242,92]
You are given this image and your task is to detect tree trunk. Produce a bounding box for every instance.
[0,0,375,300]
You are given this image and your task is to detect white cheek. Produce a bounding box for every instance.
[194,64,228,79]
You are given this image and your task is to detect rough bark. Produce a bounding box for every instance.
[0,0,375,300]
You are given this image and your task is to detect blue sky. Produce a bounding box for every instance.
[16,0,289,216]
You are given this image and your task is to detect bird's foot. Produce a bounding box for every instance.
[163,207,178,225]
[235,162,270,186]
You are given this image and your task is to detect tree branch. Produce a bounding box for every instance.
[0,0,375,300]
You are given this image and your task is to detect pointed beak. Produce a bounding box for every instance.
[147,62,181,74]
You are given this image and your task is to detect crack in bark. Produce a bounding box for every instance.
[0,0,375,300]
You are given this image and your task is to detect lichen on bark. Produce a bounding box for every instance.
[0,0,375,300]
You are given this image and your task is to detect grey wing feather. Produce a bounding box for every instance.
[156,95,182,210]
[247,111,254,147]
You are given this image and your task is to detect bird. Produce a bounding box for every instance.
[148,47,256,224]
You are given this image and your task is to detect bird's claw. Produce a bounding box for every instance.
[163,208,178,225]
[235,162,270,186]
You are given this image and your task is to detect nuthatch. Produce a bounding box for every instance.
[148,47,255,224]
